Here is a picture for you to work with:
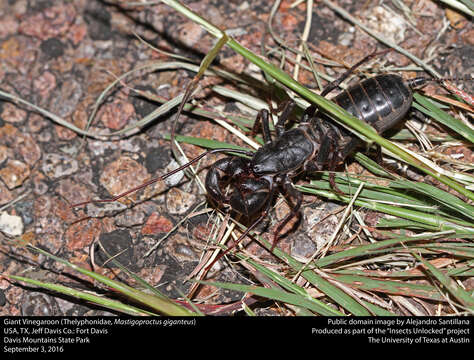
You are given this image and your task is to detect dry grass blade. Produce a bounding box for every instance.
[437,0,474,16]
[412,252,474,312]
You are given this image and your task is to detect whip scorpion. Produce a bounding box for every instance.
[72,50,471,268]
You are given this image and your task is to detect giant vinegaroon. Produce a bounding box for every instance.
[72,50,471,268]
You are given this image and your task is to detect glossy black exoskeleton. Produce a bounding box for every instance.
[205,73,423,250]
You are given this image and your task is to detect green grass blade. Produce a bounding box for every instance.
[334,274,446,301]
[219,219,390,315]
[298,185,474,234]
[459,0,474,12]
[282,264,371,315]
[361,301,395,316]
[93,245,172,300]
[312,172,474,229]
[333,265,474,279]
[308,178,432,208]
[413,93,474,144]
[253,241,372,315]
[25,245,195,316]
[197,280,344,316]
[416,243,474,259]
[230,252,344,316]
[310,232,456,268]
[353,152,396,178]
[389,179,474,221]
[412,253,474,310]
[163,134,251,152]
[6,274,156,316]
[376,218,441,230]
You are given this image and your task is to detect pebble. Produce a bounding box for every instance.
[85,3,112,41]
[99,99,136,130]
[31,173,49,196]
[141,212,174,235]
[1,102,27,123]
[87,138,118,157]
[95,229,133,268]
[64,217,102,251]
[21,292,60,316]
[14,200,34,226]
[67,23,87,46]
[166,188,197,215]
[291,233,317,259]
[163,158,186,187]
[136,266,166,287]
[177,22,204,48]
[338,31,354,47]
[56,178,91,206]
[118,137,143,154]
[364,6,406,44]
[0,182,13,205]
[40,38,64,59]
[18,3,76,40]
[84,201,128,218]
[34,207,64,236]
[303,203,341,250]
[18,134,42,166]
[42,153,79,179]
[0,14,19,38]
[0,211,24,236]
[36,233,64,255]
[27,113,49,133]
[33,71,57,99]
[53,197,77,223]
[99,156,150,203]
[0,159,30,189]
[113,204,150,227]
[54,124,76,141]
[0,123,41,167]
[165,233,199,262]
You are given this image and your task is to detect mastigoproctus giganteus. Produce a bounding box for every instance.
[72,50,472,270]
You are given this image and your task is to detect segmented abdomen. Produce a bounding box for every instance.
[332,74,412,133]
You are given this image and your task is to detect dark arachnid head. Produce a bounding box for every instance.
[250,128,315,177]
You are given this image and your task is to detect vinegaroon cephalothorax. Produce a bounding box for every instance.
[72,50,471,267]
